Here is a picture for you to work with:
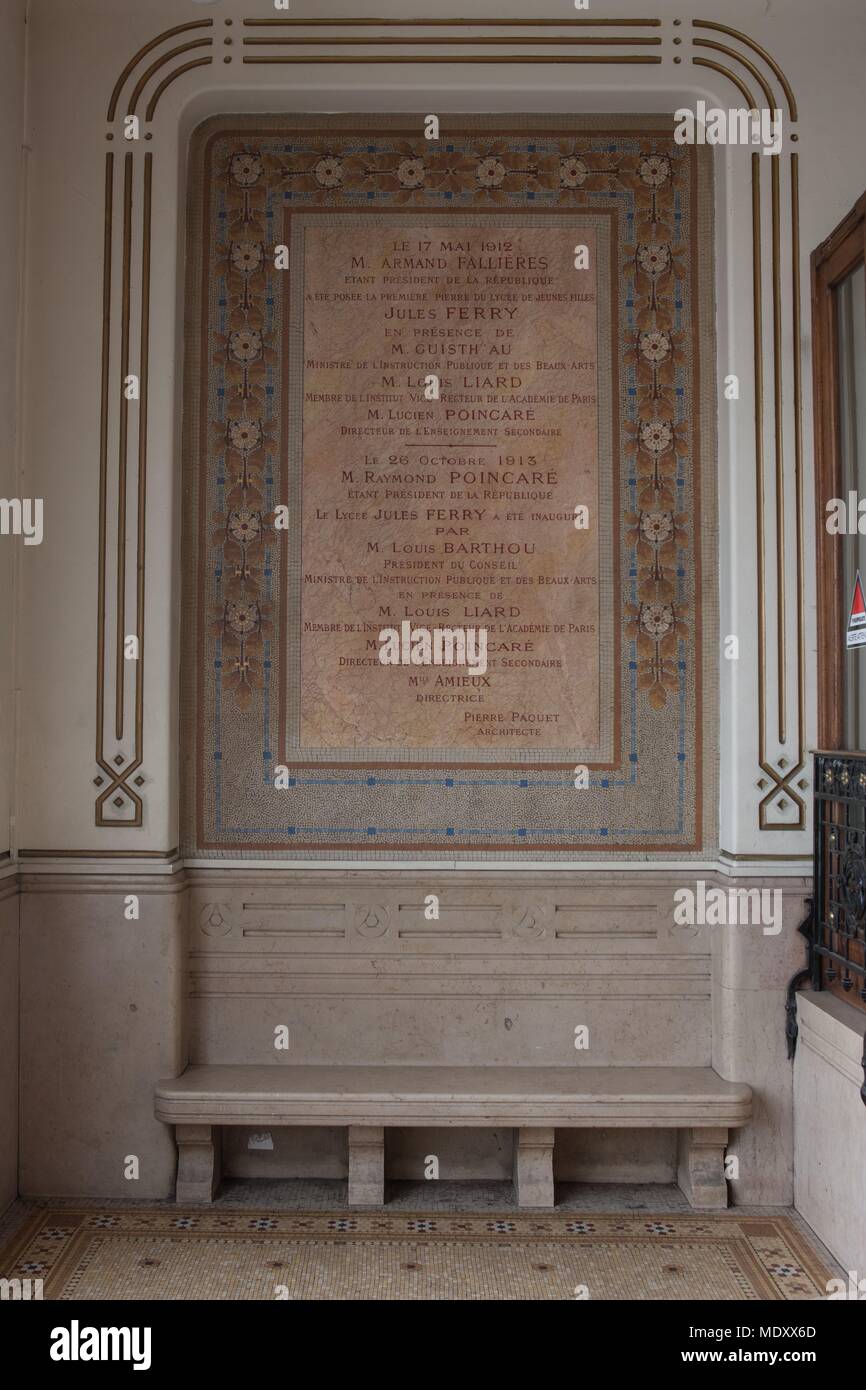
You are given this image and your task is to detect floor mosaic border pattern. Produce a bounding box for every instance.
[1,1207,832,1302]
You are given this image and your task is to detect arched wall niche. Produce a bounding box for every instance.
[142,29,802,868]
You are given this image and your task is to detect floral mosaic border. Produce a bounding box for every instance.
[182,116,716,856]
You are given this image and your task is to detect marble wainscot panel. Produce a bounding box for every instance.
[0,879,19,1212]
[18,874,186,1199]
[794,990,866,1274]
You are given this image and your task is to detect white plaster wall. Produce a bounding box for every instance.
[0,0,27,1217]
[0,0,26,859]
[0,887,19,1212]
[13,0,866,865]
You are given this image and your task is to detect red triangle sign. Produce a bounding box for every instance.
[847,571,866,647]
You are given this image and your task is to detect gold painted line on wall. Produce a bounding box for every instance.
[128,39,212,117]
[134,152,153,777]
[791,152,806,773]
[242,36,663,46]
[115,153,133,743]
[752,152,767,758]
[96,153,113,779]
[692,38,775,112]
[145,58,213,122]
[692,19,798,120]
[240,54,661,64]
[691,57,757,110]
[243,17,664,27]
[107,19,213,121]
[94,154,152,823]
[242,54,663,65]
[771,155,786,743]
[691,46,806,828]
[760,804,804,831]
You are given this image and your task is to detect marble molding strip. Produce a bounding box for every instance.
[189,984,709,1001]
[797,996,866,1089]
[0,877,19,905]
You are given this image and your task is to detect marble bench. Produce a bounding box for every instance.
[154,1064,752,1210]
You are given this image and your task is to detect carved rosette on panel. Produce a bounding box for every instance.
[504,902,548,941]
[199,904,233,938]
[353,905,391,940]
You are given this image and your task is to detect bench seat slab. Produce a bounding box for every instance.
[155,1066,753,1130]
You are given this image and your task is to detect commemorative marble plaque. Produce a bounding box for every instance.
[298,222,601,754]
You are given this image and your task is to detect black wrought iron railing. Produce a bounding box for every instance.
[786,751,866,1105]
[812,751,866,1002]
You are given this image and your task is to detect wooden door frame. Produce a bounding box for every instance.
[811,191,866,749]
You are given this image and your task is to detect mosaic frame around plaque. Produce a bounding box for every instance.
[181,114,717,858]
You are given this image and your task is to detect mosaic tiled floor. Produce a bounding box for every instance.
[0,1204,834,1301]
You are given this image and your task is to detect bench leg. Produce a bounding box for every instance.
[175,1124,222,1203]
[513,1127,555,1208]
[677,1127,729,1210]
[348,1125,385,1207]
